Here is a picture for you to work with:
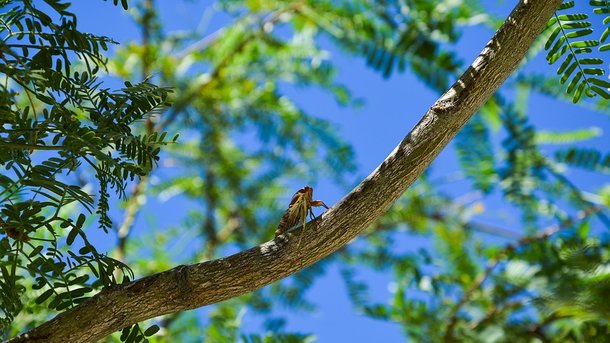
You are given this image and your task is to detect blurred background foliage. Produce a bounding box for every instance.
[1,0,610,342]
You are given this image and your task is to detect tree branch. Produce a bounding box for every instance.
[443,206,601,341]
[115,0,157,263]
[7,1,562,342]
[0,142,66,151]
[158,4,298,131]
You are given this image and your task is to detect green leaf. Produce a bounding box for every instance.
[600,27,610,43]
[558,1,575,10]
[559,60,578,83]
[578,58,603,65]
[29,245,44,258]
[35,289,54,304]
[566,29,594,39]
[591,86,610,98]
[588,78,610,88]
[69,275,90,286]
[66,227,79,245]
[573,79,587,102]
[76,214,86,228]
[556,14,588,21]
[570,40,600,49]
[557,53,574,74]
[566,70,582,93]
[143,325,160,337]
[583,68,604,75]
[561,21,591,30]
[536,127,602,144]
[548,42,569,64]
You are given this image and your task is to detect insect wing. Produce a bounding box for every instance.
[275,189,306,236]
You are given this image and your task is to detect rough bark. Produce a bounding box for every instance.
[7,0,562,342]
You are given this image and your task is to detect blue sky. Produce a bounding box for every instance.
[70,1,610,341]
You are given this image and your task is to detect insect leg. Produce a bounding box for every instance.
[311,200,329,209]
[308,206,316,220]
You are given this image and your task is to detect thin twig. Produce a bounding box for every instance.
[368,205,523,240]
[443,207,602,341]
[157,4,300,131]
[203,169,218,261]
[0,142,66,151]
[173,13,251,60]
[115,0,156,262]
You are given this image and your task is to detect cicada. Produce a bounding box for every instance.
[275,186,329,249]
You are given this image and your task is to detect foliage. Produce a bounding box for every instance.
[0,0,172,334]
[2,0,610,342]
[544,1,610,103]
[555,147,610,173]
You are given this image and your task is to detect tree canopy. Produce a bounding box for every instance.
[1,0,610,342]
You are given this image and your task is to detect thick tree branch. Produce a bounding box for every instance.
[7,1,561,342]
